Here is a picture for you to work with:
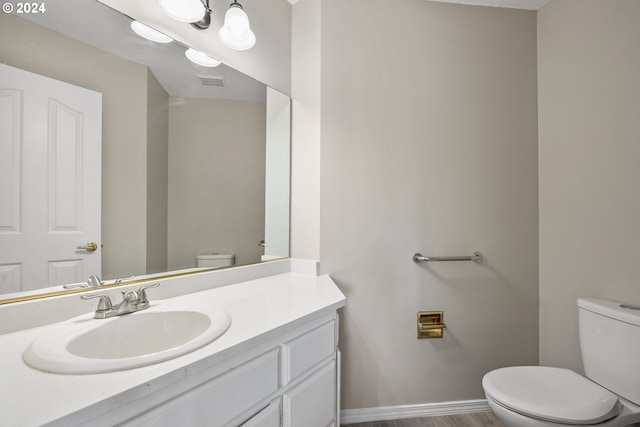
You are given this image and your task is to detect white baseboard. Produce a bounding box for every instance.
[340,399,492,425]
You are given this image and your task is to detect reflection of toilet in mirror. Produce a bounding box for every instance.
[196,254,235,269]
[482,298,640,427]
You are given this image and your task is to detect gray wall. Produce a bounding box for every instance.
[167,97,266,270]
[538,0,640,373]
[146,70,170,275]
[313,0,539,409]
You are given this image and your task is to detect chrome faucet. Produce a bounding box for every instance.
[87,275,103,288]
[81,283,160,319]
[63,275,104,290]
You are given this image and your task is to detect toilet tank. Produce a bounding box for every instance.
[577,298,640,405]
[196,253,235,269]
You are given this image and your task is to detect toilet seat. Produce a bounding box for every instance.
[483,366,620,425]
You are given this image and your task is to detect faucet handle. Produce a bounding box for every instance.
[81,293,114,318]
[137,283,160,306]
[121,290,139,302]
[87,275,103,288]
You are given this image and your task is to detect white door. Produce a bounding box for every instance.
[0,64,102,294]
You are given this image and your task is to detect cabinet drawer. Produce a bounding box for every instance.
[282,321,335,384]
[124,349,279,427]
[241,398,281,427]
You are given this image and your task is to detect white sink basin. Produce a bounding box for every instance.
[23,303,231,374]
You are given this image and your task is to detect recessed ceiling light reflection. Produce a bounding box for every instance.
[130,21,173,43]
[185,48,221,67]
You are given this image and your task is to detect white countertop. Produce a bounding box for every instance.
[0,271,345,427]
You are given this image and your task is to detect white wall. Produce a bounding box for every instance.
[291,0,322,260]
[313,0,539,409]
[538,0,640,373]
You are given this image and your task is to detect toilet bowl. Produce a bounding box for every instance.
[482,298,640,427]
[483,366,639,426]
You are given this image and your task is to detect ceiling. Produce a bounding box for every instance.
[21,0,548,100]
[288,0,549,9]
[428,0,549,10]
[20,0,266,101]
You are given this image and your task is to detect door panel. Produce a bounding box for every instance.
[0,89,21,234]
[0,64,102,293]
[49,99,83,231]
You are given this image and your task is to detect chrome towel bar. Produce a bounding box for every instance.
[413,252,482,263]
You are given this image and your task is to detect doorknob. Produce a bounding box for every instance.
[77,241,98,252]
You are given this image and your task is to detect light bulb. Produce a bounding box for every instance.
[159,0,206,23]
[130,21,173,43]
[185,48,221,67]
[218,4,256,51]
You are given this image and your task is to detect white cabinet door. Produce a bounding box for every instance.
[283,360,336,427]
[0,64,102,294]
[241,398,280,427]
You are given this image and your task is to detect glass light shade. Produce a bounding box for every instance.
[130,21,173,43]
[185,48,221,67]
[218,5,256,51]
[159,0,206,23]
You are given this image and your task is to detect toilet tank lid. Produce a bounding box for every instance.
[196,253,234,260]
[483,366,619,425]
[577,298,640,326]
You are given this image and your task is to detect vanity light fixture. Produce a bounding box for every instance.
[130,21,173,43]
[159,0,206,23]
[157,0,256,51]
[185,48,221,67]
[191,0,212,30]
[218,1,256,51]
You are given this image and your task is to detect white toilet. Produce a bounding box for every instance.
[482,298,640,427]
[196,253,235,269]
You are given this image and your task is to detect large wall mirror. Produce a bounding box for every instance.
[0,0,290,303]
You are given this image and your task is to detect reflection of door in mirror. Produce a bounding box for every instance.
[0,64,102,295]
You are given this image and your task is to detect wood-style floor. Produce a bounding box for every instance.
[344,411,505,427]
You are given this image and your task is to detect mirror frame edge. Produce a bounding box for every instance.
[0,257,291,305]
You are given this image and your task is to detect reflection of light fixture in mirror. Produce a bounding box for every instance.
[218,1,256,51]
[130,21,173,43]
[159,0,206,23]
[191,0,212,30]
[185,48,221,67]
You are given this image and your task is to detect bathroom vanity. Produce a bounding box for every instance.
[0,260,345,427]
